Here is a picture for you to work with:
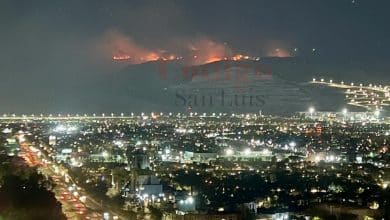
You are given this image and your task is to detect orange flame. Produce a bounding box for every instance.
[105,31,262,65]
[113,55,131,60]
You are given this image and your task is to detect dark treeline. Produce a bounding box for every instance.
[0,142,66,220]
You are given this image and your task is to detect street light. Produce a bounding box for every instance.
[244,148,251,156]
[374,109,380,118]
[308,107,315,119]
[102,151,109,159]
[342,108,348,121]
[225,149,234,156]
[103,212,110,220]
[289,141,297,148]
[186,196,194,204]
[309,107,315,114]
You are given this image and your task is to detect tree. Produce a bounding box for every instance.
[0,149,66,220]
[149,206,163,220]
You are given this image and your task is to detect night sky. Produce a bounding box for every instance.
[0,0,389,112]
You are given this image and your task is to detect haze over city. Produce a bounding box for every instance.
[1,0,389,113]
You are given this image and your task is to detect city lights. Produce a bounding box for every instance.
[225,148,234,156]
[2,1,389,220]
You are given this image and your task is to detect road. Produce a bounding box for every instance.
[18,140,125,220]
[312,79,390,111]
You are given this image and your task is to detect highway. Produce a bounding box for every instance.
[18,139,124,220]
[311,79,390,111]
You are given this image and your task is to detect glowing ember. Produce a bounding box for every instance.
[113,55,131,60]
[232,54,243,61]
[205,57,223,63]
[112,52,180,62]
[112,53,259,63]
[267,48,291,57]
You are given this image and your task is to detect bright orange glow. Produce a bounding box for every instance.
[232,54,243,61]
[186,38,231,65]
[112,53,179,62]
[205,57,223,63]
[112,52,258,64]
[267,48,291,57]
[105,31,263,65]
[145,52,159,61]
[105,30,178,64]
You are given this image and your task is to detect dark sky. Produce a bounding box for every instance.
[0,0,389,112]
[2,0,389,62]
